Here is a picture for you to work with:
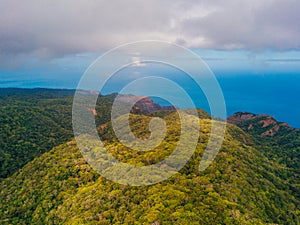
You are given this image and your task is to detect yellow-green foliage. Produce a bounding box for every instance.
[1,112,299,224]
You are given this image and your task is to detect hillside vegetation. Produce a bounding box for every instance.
[0,89,299,224]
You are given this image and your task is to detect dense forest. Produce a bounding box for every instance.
[0,88,299,224]
[0,88,75,179]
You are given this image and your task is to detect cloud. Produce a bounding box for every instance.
[0,0,299,66]
[178,0,300,50]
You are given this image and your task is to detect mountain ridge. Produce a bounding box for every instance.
[0,88,299,224]
[1,118,299,224]
[227,112,295,137]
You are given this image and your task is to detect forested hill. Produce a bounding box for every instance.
[0,88,75,178]
[0,88,299,224]
[0,88,180,178]
[1,113,299,224]
[228,112,300,173]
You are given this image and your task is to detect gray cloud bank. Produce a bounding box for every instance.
[0,0,299,62]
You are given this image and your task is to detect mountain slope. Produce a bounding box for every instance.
[0,89,75,179]
[0,88,181,179]
[227,112,296,137]
[1,112,299,225]
[228,112,300,199]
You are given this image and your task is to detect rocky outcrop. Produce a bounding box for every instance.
[227,112,292,137]
[227,112,256,124]
[117,95,176,113]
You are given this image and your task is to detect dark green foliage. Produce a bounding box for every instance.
[0,89,126,179]
[0,89,75,179]
[0,89,299,224]
[228,112,300,199]
[1,116,299,224]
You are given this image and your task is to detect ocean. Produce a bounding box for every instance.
[141,73,300,128]
[0,71,299,128]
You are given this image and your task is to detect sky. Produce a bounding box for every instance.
[0,0,300,65]
[0,0,299,126]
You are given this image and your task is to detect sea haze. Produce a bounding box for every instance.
[216,74,300,128]
[152,74,300,128]
[0,61,299,128]
[98,62,300,129]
